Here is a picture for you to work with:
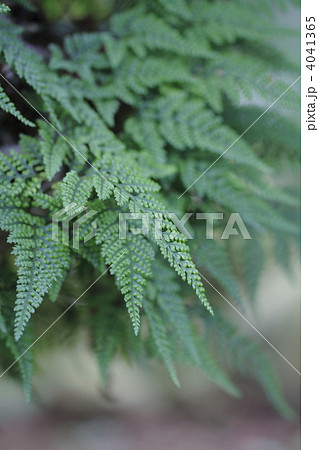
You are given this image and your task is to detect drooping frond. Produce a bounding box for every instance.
[5,326,34,401]
[194,240,244,308]
[0,197,71,340]
[38,121,68,181]
[91,155,213,319]
[205,311,296,419]
[144,299,179,387]
[152,260,239,395]
[0,84,34,126]
[86,294,121,382]
[0,286,34,401]
[96,209,155,335]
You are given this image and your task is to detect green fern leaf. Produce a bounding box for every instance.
[0,3,10,14]
[0,199,71,340]
[62,170,94,215]
[39,122,68,180]
[206,312,295,419]
[96,210,155,335]
[0,84,34,126]
[153,261,239,395]
[144,299,179,387]
[5,328,34,401]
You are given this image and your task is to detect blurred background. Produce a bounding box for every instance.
[0,1,300,449]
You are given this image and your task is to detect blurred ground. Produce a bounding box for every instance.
[0,405,300,450]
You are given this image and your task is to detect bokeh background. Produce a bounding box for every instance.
[0,1,300,449]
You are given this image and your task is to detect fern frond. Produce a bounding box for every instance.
[153,262,202,366]
[181,160,299,235]
[0,199,71,340]
[5,327,34,400]
[104,56,195,105]
[61,170,94,215]
[96,209,155,335]
[153,261,239,395]
[144,299,179,387]
[124,117,166,163]
[155,0,192,21]
[139,92,266,169]
[93,155,213,317]
[0,306,7,333]
[39,121,68,180]
[0,288,34,401]
[191,52,299,112]
[112,11,212,58]
[194,240,244,308]
[0,149,40,195]
[87,296,121,382]
[206,312,296,419]
[240,238,265,302]
[94,154,160,204]
[94,99,120,127]
[0,3,10,13]
[0,84,34,126]
[12,224,71,340]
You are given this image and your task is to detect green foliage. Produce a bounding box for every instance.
[0,84,34,126]
[0,3,10,14]
[0,0,299,416]
[203,311,296,419]
[144,298,180,387]
[0,277,34,401]
[0,196,72,340]
[152,260,240,395]
[97,210,155,335]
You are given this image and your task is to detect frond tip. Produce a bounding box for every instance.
[0,84,35,127]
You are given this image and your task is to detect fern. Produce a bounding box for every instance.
[0,283,34,400]
[152,261,239,395]
[38,121,68,180]
[96,209,155,335]
[0,3,10,13]
[144,298,179,387]
[203,311,296,419]
[0,84,34,126]
[62,170,94,215]
[194,239,244,308]
[5,326,34,401]
[130,92,266,169]
[0,0,300,416]
[0,203,71,339]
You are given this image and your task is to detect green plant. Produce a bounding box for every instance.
[0,0,300,417]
